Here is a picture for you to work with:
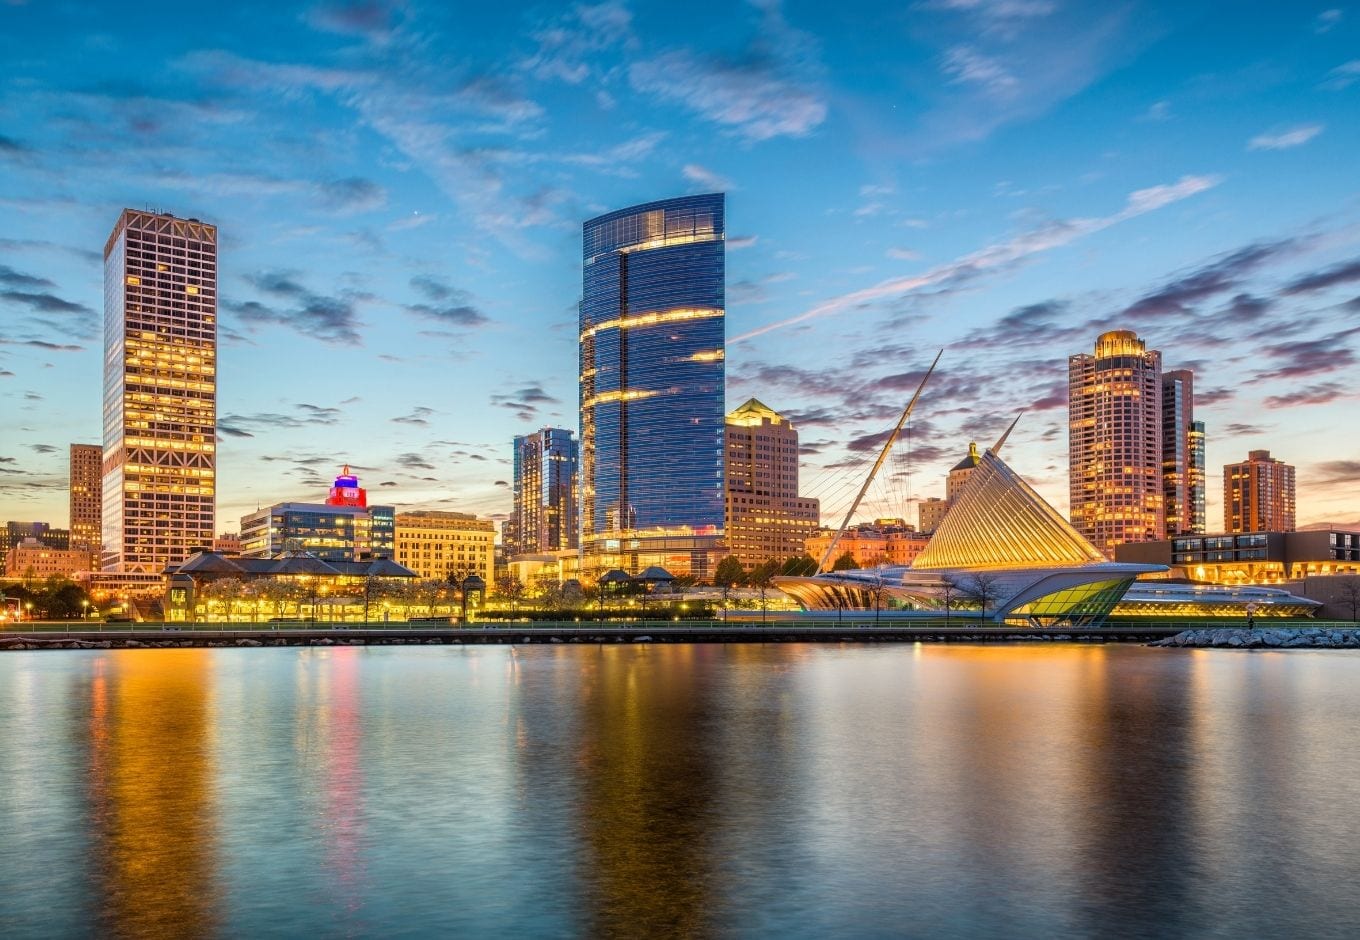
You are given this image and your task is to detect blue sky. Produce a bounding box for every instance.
[1,0,1358,534]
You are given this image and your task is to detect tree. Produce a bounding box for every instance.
[496,575,526,614]
[1338,577,1360,622]
[939,574,961,626]
[960,572,1002,622]
[780,555,818,576]
[866,568,891,625]
[714,556,747,609]
[831,552,860,572]
[748,560,781,623]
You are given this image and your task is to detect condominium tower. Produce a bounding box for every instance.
[1161,370,1206,536]
[508,428,578,556]
[1068,330,1164,557]
[1224,450,1296,533]
[69,443,102,566]
[102,210,217,572]
[579,193,726,579]
[723,399,819,568]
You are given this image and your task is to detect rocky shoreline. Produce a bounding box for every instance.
[1152,627,1360,649]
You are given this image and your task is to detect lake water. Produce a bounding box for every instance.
[3,643,1360,938]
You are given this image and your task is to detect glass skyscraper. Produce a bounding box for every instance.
[579,193,726,578]
[509,428,579,556]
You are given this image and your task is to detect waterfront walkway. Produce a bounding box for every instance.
[1,620,1193,649]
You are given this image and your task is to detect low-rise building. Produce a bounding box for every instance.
[3,538,89,580]
[1115,529,1360,584]
[394,510,495,585]
[239,469,394,561]
[806,518,931,569]
[724,399,820,569]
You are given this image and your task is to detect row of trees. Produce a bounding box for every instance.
[0,577,93,620]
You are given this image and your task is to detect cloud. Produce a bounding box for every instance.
[230,271,364,344]
[728,235,758,250]
[403,277,489,328]
[683,164,734,191]
[1264,382,1346,408]
[0,134,32,156]
[0,338,84,352]
[1253,329,1360,382]
[1224,422,1264,435]
[392,406,435,426]
[733,174,1220,342]
[628,2,826,142]
[942,46,1018,97]
[490,384,561,422]
[1,289,93,316]
[1322,60,1360,91]
[219,404,342,435]
[1247,124,1323,151]
[30,444,57,454]
[887,247,922,261]
[397,452,436,471]
[305,1,398,40]
[0,265,54,289]
[317,176,387,213]
[1280,257,1360,295]
[1313,459,1360,484]
[1314,9,1343,34]
[1121,240,1292,319]
[522,1,634,84]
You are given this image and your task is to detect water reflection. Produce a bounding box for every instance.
[573,645,720,936]
[82,650,220,936]
[2,644,1360,937]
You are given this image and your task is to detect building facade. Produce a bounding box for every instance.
[1,521,69,571]
[579,193,726,580]
[239,470,393,561]
[394,511,495,584]
[508,428,578,556]
[1161,370,1205,536]
[69,443,102,566]
[1224,449,1296,533]
[917,497,949,535]
[4,540,90,580]
[723,399,820,569]
[806,519,930,569]
[102,209,217,573]
[1068,330,1164,557]
[1116,529,1360,584]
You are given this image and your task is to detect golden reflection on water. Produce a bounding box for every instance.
[84,650,219,937]
[574,644,719,937]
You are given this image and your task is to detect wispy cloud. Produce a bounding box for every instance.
[1314,8,1343,34]
[1247,124,1323,151]
[228,270,366,344]
[732,174,1221,342]
[683,163,734,191]
[628,1,826,141]
[1321,60,1360,90]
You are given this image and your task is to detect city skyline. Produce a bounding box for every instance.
[2,0,1359,533]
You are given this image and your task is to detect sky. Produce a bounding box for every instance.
[1,0,1358,535]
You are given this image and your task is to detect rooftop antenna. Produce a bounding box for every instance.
[816,348,943,574]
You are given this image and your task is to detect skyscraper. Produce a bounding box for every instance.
[509,428,579,556]
[579,193,726,579]
[1224,450,1296,533]
[1068,330,1164,557]
[102,210,217,572]
[723,399,819,568]
[69,443,102,566]
[1161,370,1206,536]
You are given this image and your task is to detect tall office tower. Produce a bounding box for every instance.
[1224,450,1296,533]
[102,210,217,572]
[69,443,102,566]
[579,193,726,579]
[1161,370,1206,536]
[508,428,579,556]
[723,399,820,569]
[1189,419,1206,533]
[1068,330,1164,557]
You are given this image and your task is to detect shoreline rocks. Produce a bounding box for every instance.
[1151,627,1360,649]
